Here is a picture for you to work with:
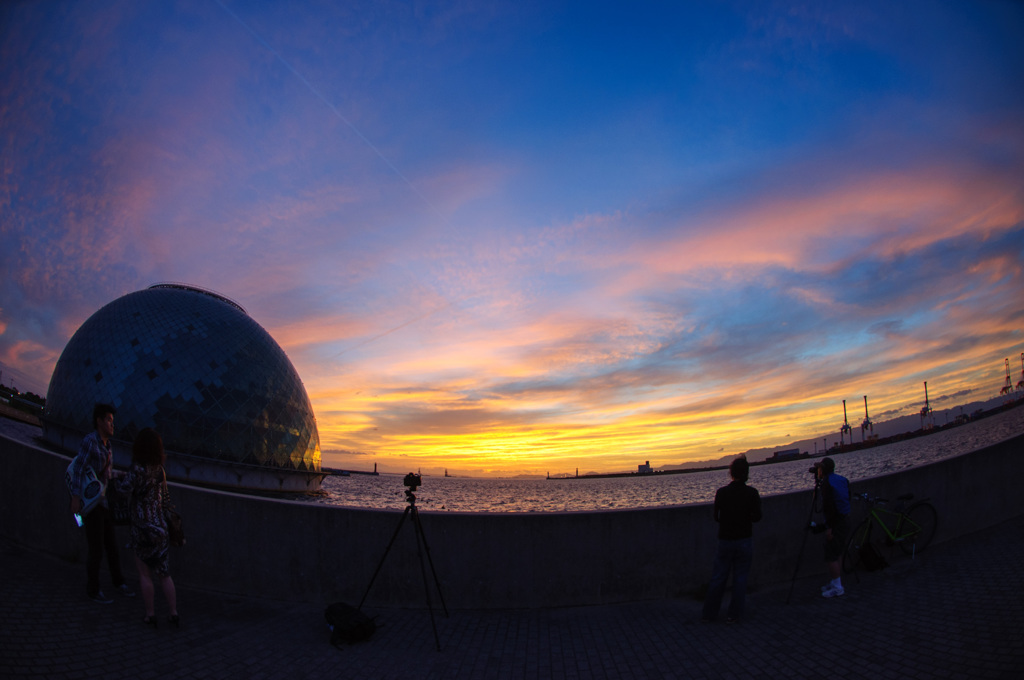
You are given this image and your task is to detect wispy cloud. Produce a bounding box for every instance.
[2,1,1022,473]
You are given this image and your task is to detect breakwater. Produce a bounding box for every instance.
[2,421,1022,609]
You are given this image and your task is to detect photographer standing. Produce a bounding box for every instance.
[815,457,851,598]
[702,456,762,623]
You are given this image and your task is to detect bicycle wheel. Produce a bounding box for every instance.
[898,502,938,555]
[843,519,872,574]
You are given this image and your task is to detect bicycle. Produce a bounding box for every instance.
[842,492,938,576]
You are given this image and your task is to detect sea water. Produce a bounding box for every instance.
[313,405,1024,513]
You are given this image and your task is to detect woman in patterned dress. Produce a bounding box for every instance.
[116,428,179,628]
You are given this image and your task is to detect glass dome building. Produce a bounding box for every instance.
[43,284,323,492]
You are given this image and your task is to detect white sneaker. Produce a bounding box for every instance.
[821,584,845,598]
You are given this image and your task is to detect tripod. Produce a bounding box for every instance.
[358,485,449,650]
[786,474,821,604]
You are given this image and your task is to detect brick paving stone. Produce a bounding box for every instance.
[3,514,1024,679]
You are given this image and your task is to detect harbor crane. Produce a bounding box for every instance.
[1018,353,1024,393]
[1000,358,1014,396]
[840,399,852,445]
[920,381,933,430]
[860,395,874,442]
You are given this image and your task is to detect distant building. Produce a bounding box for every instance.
[638,460,652,474]
[771,448,804,461]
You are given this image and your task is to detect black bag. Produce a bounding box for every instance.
[324,602,376,645]
[161,468,186,547]
[859,542,888,571]
[165,508,186,547]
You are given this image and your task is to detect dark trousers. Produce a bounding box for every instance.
[83,505,125,596]
[702,537,753,621]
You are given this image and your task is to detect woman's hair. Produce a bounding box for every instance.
[730,455,749,483]
[132,428,165,467]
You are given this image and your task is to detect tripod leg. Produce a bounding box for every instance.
[785,527,811,605]
[358,506,411,610]
[786,485,819,605]
[410,507,443,651]
[411,507,449,616]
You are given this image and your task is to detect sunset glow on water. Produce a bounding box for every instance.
[314,405,1024,512]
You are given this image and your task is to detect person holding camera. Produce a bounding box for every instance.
[813,457,851,598]
[702,455,762,623]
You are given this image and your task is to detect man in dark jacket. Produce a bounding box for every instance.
[702,456,762,623]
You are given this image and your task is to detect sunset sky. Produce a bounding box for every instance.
[2,1,1023,476]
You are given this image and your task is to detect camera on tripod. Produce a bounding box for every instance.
[361,471,448,650]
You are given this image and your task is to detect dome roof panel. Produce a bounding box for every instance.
[43,285,321,485]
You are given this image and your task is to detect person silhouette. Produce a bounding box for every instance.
[114,428,179,627]
[68,403,134,603]
[702,456,762,623]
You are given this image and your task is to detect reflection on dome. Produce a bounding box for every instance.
[43,284,322,492]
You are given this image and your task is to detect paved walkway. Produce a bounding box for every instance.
[3,512,1022,680]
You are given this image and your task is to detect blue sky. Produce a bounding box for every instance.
[2,0,1023,475]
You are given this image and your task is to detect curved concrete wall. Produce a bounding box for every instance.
[3,429,1022,609]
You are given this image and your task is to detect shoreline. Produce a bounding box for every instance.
[5,393,1022,484]
[554,397,1024,480]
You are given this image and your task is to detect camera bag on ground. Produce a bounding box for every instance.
[859,542,888,571]
[324,602,376,645]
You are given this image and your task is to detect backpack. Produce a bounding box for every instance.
[324,602,376,646]
[828,474,851,516]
